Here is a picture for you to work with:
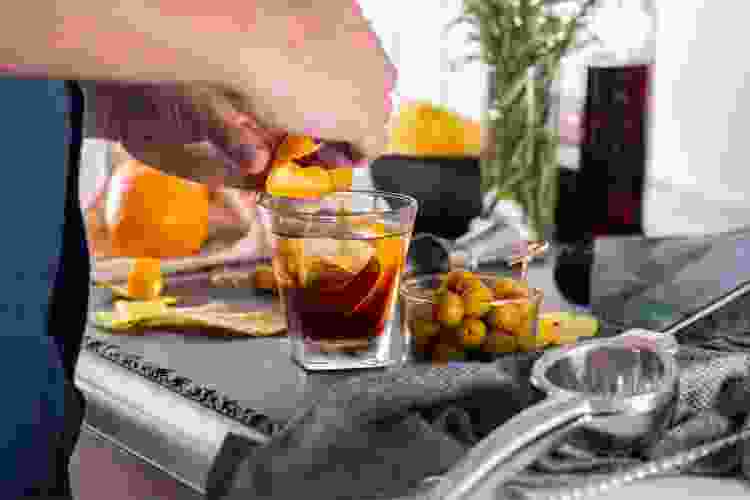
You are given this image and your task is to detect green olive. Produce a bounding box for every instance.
[437,291,464,328]
[442,270,466,292]
[517,300,539,337]
[441,270,476,292]
[458,318,487,349]
[455,274,483,295]
[482,331,518,354]
[485,307,502,329]
[493,277,530,300]
[462,284,494,318]
[493,277,516,298]
[487,303,522,333]
[410,318,441,342]
[516,299,533,319]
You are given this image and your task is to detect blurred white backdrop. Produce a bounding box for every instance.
[359,0,485,121]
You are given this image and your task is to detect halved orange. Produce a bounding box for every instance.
[388,101,481,156]
[106,160,210,258]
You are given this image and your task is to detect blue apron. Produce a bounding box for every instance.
[0,76,88,498]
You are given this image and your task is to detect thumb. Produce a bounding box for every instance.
[354,127,389,163]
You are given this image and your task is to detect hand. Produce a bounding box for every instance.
[85,82,288,190]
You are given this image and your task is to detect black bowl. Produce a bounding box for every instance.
[370,155,482,240]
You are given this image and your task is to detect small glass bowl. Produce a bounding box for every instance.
[399,272,544,363]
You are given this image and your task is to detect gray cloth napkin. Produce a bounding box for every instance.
[207,338,750,500]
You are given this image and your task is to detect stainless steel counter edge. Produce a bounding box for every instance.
[74,348,270,495]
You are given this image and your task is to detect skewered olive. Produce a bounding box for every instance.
[462,284,494,318]
[487,303,523,333]
[437,291,464,328]
[442,270,468,292]
[516,299,533,320]
[493,277,530,299]
[455,274,484,295]
[458,318,487,349]
[485,307,502,329]
[515,302,537,337]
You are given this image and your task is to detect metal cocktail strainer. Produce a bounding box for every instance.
[422,280,750,500]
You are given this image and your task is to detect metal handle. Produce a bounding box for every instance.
[546,425,750,500]
[661,279,750,337]
[425,395,598,500]
[390,417,589,500]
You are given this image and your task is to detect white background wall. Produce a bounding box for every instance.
[359,0,485,120]
[644,1,750,237]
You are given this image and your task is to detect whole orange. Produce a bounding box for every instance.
[105,159,210,258]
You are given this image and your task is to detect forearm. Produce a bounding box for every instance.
[1,0,395,154]
[0,1,252,86]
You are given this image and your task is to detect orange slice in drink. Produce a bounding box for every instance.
[127,258,163,300]
[350,224,406,319]
[298,240,374,289]
[274,238,306,287]
[296,252,380,315]
[320,256,382,313]
[301,256,364,294]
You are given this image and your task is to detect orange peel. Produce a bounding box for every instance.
[266,135,354,198]
[273,135,321,164]
[388,101,481,156]
[127,258,164,300]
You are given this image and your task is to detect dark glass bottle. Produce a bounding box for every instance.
[555,0,655,306]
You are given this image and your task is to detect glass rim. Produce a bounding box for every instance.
[400,271,543,305]
[256,189,418,219]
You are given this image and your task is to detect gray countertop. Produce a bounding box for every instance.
[74,251,750,499]
[75,257,581,495]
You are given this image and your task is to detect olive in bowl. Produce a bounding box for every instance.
[399,270,544,363]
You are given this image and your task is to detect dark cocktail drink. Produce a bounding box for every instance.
[258,191,417,370]
[275,232,407,343]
